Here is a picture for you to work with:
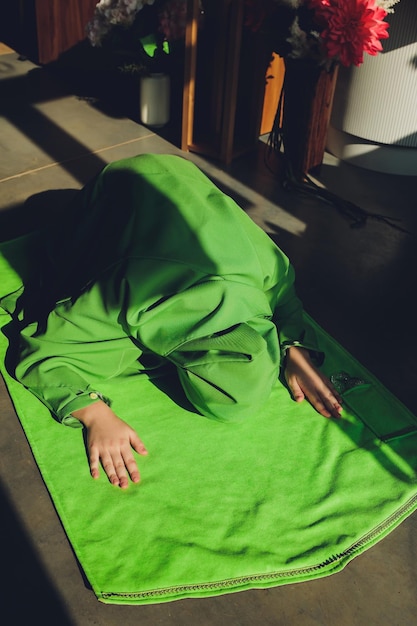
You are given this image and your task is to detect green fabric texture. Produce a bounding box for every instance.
[7,154,316,426]
[2,236,417,605]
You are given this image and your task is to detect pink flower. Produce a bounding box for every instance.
[307,0,389,66]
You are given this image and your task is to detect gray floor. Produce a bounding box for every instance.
[1,49,417,625]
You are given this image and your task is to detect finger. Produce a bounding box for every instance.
[88,446,100,480]
[306,374,343,418]
[113,459,130,490]
[319,374,344,405]
[130,433,148,456]
[318,384,343,417]
[309,395,332,419]
[122,450,141,485]
[329,395,343,416]
[328,399,343,418]
[300,384,333,418]
[317,391,342,419]
[286,375,305,403]
[101,454,120,487]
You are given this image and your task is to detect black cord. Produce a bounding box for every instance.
[265,116,412,235]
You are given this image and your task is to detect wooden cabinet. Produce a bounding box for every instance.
[181,0,334,170]
[9,0,97,64]
[182,0,274,164]
[34,0,97,64]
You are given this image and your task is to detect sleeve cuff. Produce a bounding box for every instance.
[280,341,324,366]
[60,391,111,427]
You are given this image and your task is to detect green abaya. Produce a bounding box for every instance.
[12,154,320,425]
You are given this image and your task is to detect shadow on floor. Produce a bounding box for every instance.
[0,479,74,624]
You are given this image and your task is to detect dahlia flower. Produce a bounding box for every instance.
[307,0,390,66]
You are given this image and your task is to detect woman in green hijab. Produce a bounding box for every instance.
[13,154,342,488]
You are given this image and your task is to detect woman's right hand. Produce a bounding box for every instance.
[284,346,343,419]
[72,401,148,489]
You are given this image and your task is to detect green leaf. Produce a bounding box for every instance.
[139,34,170,57]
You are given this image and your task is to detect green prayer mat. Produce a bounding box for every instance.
[2,235,417,605]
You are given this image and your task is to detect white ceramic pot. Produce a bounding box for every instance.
[139,73,170,128]
[327,0,417,175]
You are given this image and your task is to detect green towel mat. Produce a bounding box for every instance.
[1,235,417,605]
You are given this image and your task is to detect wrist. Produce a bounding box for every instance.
[285,346,310,361]
[71,400,107,427]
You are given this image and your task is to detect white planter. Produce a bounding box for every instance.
[327,0,417,175]
[140,73,170,128]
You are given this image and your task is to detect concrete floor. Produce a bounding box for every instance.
[1,46,417,625]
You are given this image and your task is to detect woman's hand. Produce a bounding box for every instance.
[284,346,343,419]
[72,401,148,488]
